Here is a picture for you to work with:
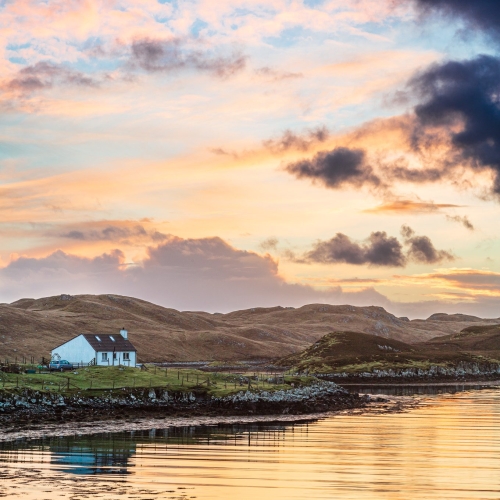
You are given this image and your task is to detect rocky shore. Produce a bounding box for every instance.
[316,361,500,383]
[0,381,366,436]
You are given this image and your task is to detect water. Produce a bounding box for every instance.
[344,383,493,396]
[2,389,500,499]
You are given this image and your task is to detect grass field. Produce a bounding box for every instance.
[0,365,309,398]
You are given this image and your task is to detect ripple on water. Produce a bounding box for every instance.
[1,390,500,499]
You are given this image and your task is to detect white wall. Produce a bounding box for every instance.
[52,335,137,367]
[51,335,96,365]
[96,350,136,367]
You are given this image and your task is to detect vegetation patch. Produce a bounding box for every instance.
[0,365,313,399]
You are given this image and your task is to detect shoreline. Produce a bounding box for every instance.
[0,394,419,443]
[2,379,496,444]
[0,381,364,442]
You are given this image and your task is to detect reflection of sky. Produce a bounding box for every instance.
[3,393,500,499]
[50,441,136,475]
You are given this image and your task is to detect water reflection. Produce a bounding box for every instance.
[0,434,137,475]
[344,383,494,396]
[0,423,302,476]
[2,390,500,499]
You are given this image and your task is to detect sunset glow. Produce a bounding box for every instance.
[2,0,500,317]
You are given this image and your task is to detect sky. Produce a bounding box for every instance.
[1,0,500,317]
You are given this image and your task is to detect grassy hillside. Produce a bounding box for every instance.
[277,327,500,374]
[1,293,499,362]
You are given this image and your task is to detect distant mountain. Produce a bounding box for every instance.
[1,294,499,362]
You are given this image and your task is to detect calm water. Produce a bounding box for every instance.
[2,389,500,499]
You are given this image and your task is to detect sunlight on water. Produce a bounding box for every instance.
[2,390,500,499]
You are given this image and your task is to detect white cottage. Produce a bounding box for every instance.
[51,328,137,367]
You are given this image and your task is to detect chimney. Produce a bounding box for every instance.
[120,327,128,339]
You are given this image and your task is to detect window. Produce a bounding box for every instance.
[123,353,130,361]
[113,352,117,359]
[101,352,108,361]
[95,335,101,341]
[110,336,115,341]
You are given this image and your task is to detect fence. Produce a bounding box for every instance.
[0,362,293,395]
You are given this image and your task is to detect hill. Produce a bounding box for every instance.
[0,294,499,362]
[278,325,500,375]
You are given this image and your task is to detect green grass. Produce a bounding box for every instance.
[0,365,310,398]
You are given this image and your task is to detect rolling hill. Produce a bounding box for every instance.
[277,325,500,374]
[0,293,499,362]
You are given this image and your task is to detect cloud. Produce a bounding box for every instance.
[408,55,500,195]
[364,200,462,214]
[129,38,247,78]
[401,225,454,264]
[1,237,499,318]
[259,237,279,252]
[300,226,454,267]
[445,215,475,230]
[264,126,329,154]
[254,66,303,82]
[394,268,500,295]
[409,0,500,43]
[0,236,388,312]
[56,224,168,243]
[5,62,98,95]
[388,165,444,184]
[302,231,406,267]
[285,55,500,198]
[285,146,383,190]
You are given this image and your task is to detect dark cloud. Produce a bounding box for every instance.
[389,165,444,183]
[401,225,454,264]
[301,226,453,267]
[264,126,329,154]
[5,62,98,94]
[285,147,382,190]
[410,0,500,42]
[288,56,500,197]
[304,231,406,267]
[130,38,246,78]
[445,215,475,230]
[409,55,500,195]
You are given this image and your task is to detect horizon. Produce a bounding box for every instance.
[1,1,500,318]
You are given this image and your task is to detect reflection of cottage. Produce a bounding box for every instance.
[51,328,137,367]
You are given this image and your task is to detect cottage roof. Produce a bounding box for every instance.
[82,334,137,352]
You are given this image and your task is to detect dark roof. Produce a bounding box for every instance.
[82,334,137,352]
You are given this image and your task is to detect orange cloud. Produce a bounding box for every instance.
[364,200,463,214]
